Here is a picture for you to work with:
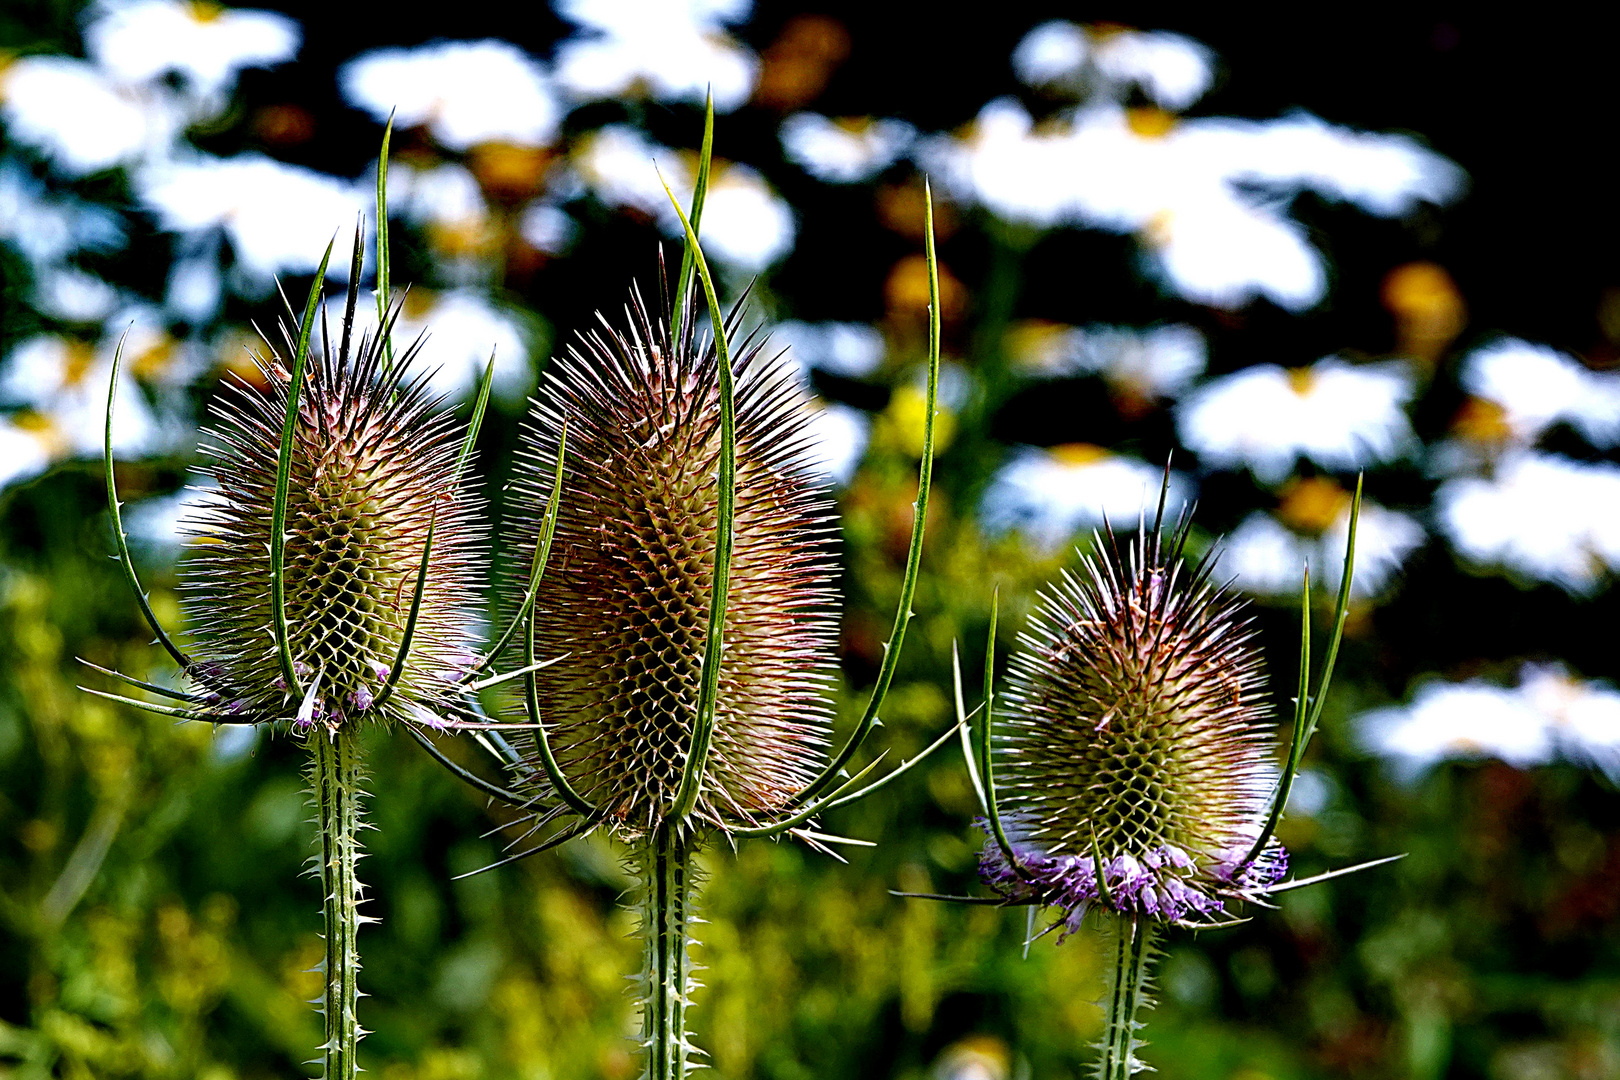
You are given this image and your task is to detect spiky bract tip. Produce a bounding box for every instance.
[983,516,1286,928]
[509,284,839,840]
[180,286,486,732]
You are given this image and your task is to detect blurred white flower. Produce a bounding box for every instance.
[1218,500,1423,600]
[981,445,1192,550]
[923,93,1461,311]
[327,290,530,403]
[553,0,758,112]
[1458,337,1620,448]
[1436,450,1620,593]
[575,126,795,271]
[1029,322,1205,402]
[1176,358,1416,483]
[1361,663,1620,781]
[137,154,366,285]
[0,163,125,263]
[517,201,579,256]
[33,268,121,323]
[0,419,54,489]
[341,40,560,150]
[86,0,298,103]
[781,114,914,183]
[1360,679,1553,780]
[0,334,166,461]
[1522,663,1620,781]
[165,256,223,322]
[387,162,487,228]
[799,401,868,486]
[1013,22,1213,110]
[771,321,885,382]
[1,57,183,175]
[123,478,216,549]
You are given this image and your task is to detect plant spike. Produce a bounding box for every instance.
[1096,914,1155,1080]
[468,421,567,678]
[376,111,394,371]
[79,685,211,721]
[643,822,697,1080]
[669,88,714,345]
[727,750,891,840]
[75,658,197,702]
[660,175,736,824]
[310,725,366,1080]
[270,239,336,700]
[789,179,941,809]
[523,603,597,818]
[953,643,990,813]
[977,589,1029,878]
[369,513,436,714]
[1240,474,1361,868]
[104,334,190,669]
[405,726,531,808]
[452,818,595,880]
[455,350,498,481]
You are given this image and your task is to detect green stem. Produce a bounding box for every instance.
[311,727,366,1080]
[1096,914,1155,1080]
[643,824,697,1080]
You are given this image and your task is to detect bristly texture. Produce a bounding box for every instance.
[981,516,1287,929]
[508,286,840,839]
[179,298,486,732]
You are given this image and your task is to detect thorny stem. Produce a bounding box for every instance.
[311,727,366,1080]
[1096,914,1155,1080]
[643,823,696,1080]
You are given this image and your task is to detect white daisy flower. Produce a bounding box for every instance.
[1030,323,1205,401]
[981,445,1193,550]
[1361,663,1620,782]
[0,163,125,264]
[799,400,869,486]
[574,126,795,272]
[1522,664,1620,782]
[136,153,367,285]
[1359,680,1554,780]
[771,321,885,382]
[1176,358,1417,483]
[0,334,167,460]
[1458,337,1620,448]
[922,89,1461,311]
[1013,22,1213,110]
[553,0,758,112]
[780,114,915,183]
[340,40,560,151]
[0,56,183,175]
[85,0,298,103]
[1217,500,1424,600]
[324,289,531,404]
[1436,450,1620,593]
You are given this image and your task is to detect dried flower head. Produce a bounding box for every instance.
[979,515,1287,928]
[508,286,840,838]
[179,284,485,731]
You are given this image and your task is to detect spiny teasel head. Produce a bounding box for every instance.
[178,283,486,733]
[980,514,1287,928]
[507,284,840,840]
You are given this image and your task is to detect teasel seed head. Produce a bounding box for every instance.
[179,284,486,733]
[980,516,1287,927]
[508,285,840,840]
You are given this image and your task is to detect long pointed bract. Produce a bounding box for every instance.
[789,181,941,808]
[270,240,336,699]
[104,335,190,669]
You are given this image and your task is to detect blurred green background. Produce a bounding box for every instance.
[5,5,1620,1078]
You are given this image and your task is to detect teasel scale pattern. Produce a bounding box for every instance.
[981,517,1288,927]
[179,304,486,731]
[508,287,840,839]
